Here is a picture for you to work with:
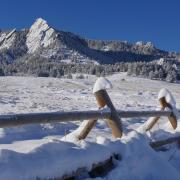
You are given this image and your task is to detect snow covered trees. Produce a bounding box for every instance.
[0,68,4,76]
[0,55,179,83]
[126,60,179,83]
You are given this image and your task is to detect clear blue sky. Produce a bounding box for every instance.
[0,0,179,52]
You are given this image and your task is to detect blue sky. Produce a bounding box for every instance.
[0,0,179,52]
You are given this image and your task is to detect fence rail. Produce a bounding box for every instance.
[0,109,176,128]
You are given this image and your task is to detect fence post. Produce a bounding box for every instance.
[146,93,177,131]
[94,89,123,138]
[78,119,98,140]
[78,77,123,140]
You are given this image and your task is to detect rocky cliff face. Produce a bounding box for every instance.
[0,29,16,50]
[0,18,179,64]
[87,40,168,56]
[26,18,56,54]
[0,28,28,63]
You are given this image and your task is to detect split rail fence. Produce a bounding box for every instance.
[0,77,179,178]
[0,78,179,142]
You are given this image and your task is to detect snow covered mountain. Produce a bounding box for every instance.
[0,18,179,64]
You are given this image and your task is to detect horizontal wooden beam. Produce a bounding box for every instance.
[150,135,180,148]
[117,110,172,118]
[0,110,110,128]
[0,109,176,128]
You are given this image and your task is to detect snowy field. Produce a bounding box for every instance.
[0,73,180,179]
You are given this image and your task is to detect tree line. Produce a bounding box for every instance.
[0,55,179,83]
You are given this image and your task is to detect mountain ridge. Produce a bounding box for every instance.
[0,18,179,64]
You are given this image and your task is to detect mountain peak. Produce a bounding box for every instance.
[33,18,48,27]
[26,18,55,53]
[30,18,50,31]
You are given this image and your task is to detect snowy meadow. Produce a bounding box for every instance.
[0,73,179,179]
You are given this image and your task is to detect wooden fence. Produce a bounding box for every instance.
[0,77,179,179]
[0,77,179,140]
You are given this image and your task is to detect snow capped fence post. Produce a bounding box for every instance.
[146,88,177,131]
[93,78,123,138]
[78,77,123,140]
